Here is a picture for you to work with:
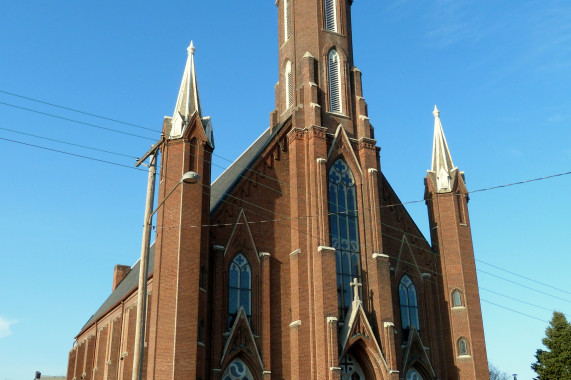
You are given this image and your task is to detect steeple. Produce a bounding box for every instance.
[428,105,458,193]
[170,41,202,138]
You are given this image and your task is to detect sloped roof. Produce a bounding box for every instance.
[80,244,155,333]
[209,122,284,213]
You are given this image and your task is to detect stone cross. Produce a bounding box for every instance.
[350,277,362,302]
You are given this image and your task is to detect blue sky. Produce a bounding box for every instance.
[1,1,570,379]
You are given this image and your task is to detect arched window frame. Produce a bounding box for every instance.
[328,158,361,320]
[405,368,425,380]
[451,289,464,308]
[324,0,338,32]
[328,49,343,114]
[228,253,252,328]
[399,274,420,339]
[285,61,293,109]
[284,0,292,41]
[458,337,470,356]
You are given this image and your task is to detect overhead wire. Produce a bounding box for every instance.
[2,96,568,323]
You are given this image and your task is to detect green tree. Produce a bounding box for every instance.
[531,311,571,379]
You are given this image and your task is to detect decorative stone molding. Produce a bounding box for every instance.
[289,320,301,328]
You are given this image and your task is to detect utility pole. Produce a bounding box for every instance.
[132,139,161,380]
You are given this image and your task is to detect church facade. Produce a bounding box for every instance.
[67,1,489,379]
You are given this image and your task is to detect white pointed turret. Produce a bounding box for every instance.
[429,105,458,193]
[170,41,202,138]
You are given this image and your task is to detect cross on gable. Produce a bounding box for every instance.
[350,277,362,301]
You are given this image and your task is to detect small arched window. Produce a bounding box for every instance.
[324,0,337,32]
[284,0,291,40]
[328,49,342,113]
[452,289,463,307]
[285,61,293,109]
[222,359,255,380]
[406,368,424,380]
[399,275,420,339]
[458,337,470,356]
[228,253,251,328]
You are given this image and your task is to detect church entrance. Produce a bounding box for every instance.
[340,353,367,380]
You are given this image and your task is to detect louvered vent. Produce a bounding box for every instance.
[285,0,291,40]
[325,0,337,32]
[328,50,342,113]
[286,61,293,108]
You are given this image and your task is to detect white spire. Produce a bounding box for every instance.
[170,41,202,138]
[430,105,457,192]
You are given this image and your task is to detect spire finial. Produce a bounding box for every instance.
[187,41,196,55]
[430,105,457,192]
[433,105,440,118]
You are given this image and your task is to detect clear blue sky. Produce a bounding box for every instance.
[1,1,570,379]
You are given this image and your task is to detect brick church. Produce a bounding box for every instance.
[67,1,489,379]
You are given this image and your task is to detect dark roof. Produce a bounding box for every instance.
[79,244,155,334]
[209,122,284,213]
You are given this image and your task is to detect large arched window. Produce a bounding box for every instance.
[329,158,361,320]
[285,61,293,109]
[328,49,342,113]
[399,274,420,340]
[324,0,337,32]
[228,253,251,328]
[222,359,254,380]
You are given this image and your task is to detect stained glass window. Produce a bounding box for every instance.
[399,275,420,340]
[458,338,469,356]
[228,253,251,328]
[222,359,254,380]
[452,289,462,307]
[329,159,361,320]
[406,368,424,380]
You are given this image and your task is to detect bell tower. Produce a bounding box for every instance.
[425,106,489,379]
[271,0,372,139]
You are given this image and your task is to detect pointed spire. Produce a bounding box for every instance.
[170,41,202,138]
[430,105,457,192]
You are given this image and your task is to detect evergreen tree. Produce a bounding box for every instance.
[531,311,571,379]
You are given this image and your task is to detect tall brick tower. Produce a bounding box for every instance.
[425,106,489,379]
[145,42,214,380]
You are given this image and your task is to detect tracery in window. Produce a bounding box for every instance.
[452,289,463,307]
[328,49,342,113]
[285,61,293,109]
[329,159,361,320]
[324,0,337,32]
[399,274,420,340]
[458,337,470,356]
[228,253,251,328]
[222,359,254,380]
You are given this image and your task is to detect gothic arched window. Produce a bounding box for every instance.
[399,274,420,339]
[228,253,251,328]
[328,49,342,113]
[222,359,254,380]
[458,337,470,356]
[452,289,463,307]
[406,368,424,380]
[324,0,338,32]
[329,158,361,320]
[284,0,291,41]
[286,61,293,109]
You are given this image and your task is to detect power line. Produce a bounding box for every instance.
[481,299,549,323]
[0,89,157,132]
[0,101,156,141]
[0,127,138,159]
[0,137,146,173]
